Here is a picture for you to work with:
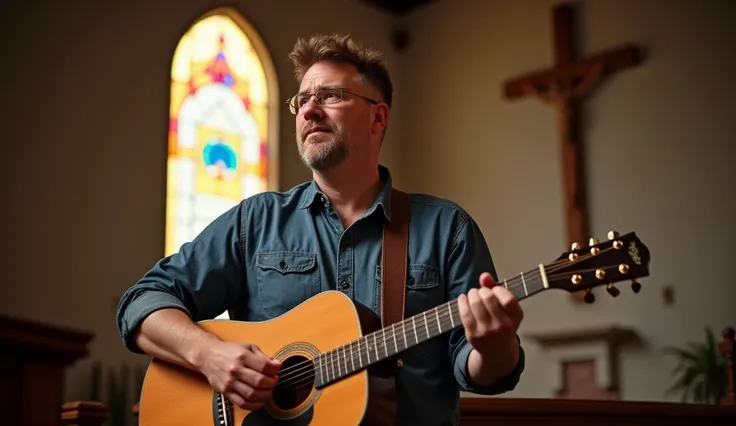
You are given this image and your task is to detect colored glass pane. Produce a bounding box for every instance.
[165,12,271,256]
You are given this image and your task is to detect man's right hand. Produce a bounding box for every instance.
[197,341,282,410]
[133,309,282,410]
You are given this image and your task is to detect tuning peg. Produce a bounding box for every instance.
[607,231,620,240]
[606,283,620,297]
[631,280,642,293]
[589,237,599,246]
[571,242,581,251]
[584,289,595,304]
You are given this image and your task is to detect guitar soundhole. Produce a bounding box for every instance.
[272,355,315,411]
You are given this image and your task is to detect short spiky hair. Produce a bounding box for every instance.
[289,33,393,108]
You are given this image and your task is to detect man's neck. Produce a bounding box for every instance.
[313,162,383,227]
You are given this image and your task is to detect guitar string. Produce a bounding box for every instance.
[272,250,579,381]
[274,274,546,392]
[276,260,630,394]
[273,245,615,382]
[272,269,543,384]
[271,246,624,390]
[277,260,627,393]
[270,245,622,388]
[270,246,623,390]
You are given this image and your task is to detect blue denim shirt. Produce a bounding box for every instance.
[117,165,524,426]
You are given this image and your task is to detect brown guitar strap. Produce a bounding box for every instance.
[381,188,409,328]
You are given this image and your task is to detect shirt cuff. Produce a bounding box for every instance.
[454,337,525,395]
[119,291,191,354]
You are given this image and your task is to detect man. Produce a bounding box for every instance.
[116,33,525,425]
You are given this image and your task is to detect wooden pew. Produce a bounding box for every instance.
[0,313,93,426]
[460,395,735,425]
[60,401,108,426]
[460,327,736,425]
[61,327,736,425]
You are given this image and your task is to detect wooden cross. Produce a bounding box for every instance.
[502,2,642,251]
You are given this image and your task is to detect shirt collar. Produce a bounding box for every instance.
[298,165,394,222]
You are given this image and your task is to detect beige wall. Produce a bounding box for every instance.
[0,0,401,402]
[1,0,734,406]
[398,0,736,400]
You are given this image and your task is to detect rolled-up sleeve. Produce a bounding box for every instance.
[446,214,525,394]
[116,203,246,354]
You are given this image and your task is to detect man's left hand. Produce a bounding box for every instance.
[458,272,524,358]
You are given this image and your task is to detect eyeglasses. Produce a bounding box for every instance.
[286,87,379,115]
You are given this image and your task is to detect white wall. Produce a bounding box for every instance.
[398,0,736,401]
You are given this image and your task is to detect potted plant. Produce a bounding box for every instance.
[664,326,728,404]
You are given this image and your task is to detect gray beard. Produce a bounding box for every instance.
[297,133,349,171]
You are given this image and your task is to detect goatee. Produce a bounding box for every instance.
[297,132,348,171]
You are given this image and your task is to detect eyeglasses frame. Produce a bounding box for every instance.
[286,87,380,115]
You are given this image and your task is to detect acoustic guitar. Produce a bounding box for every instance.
[137,231,650,425]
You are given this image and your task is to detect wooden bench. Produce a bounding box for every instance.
[0,313,93,426]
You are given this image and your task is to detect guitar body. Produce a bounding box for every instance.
[138,291,397,426]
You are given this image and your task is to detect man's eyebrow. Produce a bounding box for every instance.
[297,85,340,95]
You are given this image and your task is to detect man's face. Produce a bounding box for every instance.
[294,61,376,171]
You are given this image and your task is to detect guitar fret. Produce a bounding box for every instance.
[350,342,355,372]
[374,333,379,360]
[330,350,335,381]
[521,272,528,295]
[323,351,328,383]
[412,317,418,343]
[423,312,429,339]
[344,345,348,376]
[325,351,330,382]
[358,339,363,368]
[402,321,408,350]
[319,354,324,385]
[435,306,442,334]
[341,345,346,376]
[383,329,388,357]
[336,347,341,377]
[392,324,398,354]
[448,303,455,328]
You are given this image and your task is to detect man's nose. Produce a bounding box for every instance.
[300,97,324,121]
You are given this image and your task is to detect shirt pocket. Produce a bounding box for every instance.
[375,263,443,317]
[376,263,446,362]
[256,251,320,319]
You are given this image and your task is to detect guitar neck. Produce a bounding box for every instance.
[313,265,548,388]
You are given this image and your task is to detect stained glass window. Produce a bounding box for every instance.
[166,10,276,257]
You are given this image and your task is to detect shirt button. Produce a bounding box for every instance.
[407,276,415,285]
[340,280,350,289]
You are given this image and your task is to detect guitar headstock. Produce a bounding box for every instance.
[545,231,650,303]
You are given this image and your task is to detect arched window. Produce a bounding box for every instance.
[165,8,279,257]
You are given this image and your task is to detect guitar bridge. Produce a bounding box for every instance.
[213,392,233,426]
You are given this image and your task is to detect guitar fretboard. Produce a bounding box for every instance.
[313,267,547,388]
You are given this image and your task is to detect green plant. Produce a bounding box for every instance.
[664,326,727,404]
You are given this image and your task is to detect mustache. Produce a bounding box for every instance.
[302,123,334,139]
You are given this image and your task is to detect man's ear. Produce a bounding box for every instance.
[371,103,390,135]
